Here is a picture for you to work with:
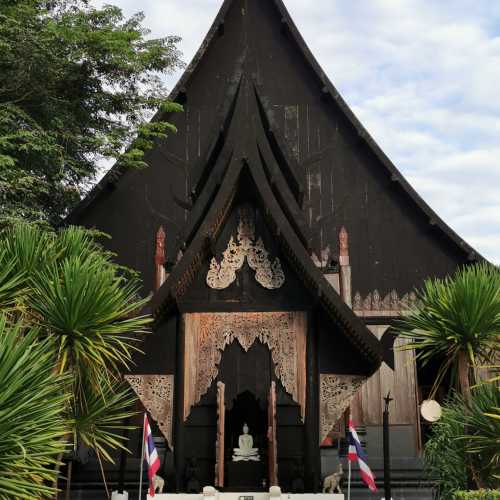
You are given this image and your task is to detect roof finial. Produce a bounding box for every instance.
[339,226,349,261]
[155,226,166,266]
[155,226,166,291]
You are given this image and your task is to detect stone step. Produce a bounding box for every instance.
[348,486,434,500]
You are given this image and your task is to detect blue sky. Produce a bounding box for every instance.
[93,0,500,264]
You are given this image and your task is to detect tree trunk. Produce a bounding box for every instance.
[52,452,63,500]
[457,351,471,404]
[457,350,478,490]
[65,461,72,500]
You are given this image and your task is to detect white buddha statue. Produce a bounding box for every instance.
[232,423,260,462]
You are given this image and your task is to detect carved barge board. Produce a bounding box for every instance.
[183,311,307,422]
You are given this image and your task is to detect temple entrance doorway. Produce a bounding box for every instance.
[224,391,267,491]
[226,391,267,456]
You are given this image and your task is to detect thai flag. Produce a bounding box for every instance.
[348,419,377,492]
[144,414,161,496]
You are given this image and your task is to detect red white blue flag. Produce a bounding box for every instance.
[144,414,161,496]
[348,419,377,492]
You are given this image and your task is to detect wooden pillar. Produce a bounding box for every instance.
[215,382,225,488]
[304,311,320,491]
[155,226,166,291]
[174,315,186,491]
[339,227,352,307]
[268,381,278,486]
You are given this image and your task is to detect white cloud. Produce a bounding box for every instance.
[90,0,500,264]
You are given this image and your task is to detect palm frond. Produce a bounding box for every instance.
[0,315,69,499]
[29,255,150,380]
[72,373,138,463]
[0,248,28,312]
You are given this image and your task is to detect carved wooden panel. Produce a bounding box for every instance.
[319,374,365,444]
[215,381,225,488]
[268,381,278,486]
[183,311,307,421]
[125,374,174,446]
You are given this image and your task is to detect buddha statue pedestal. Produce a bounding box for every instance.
[226,461,266,492]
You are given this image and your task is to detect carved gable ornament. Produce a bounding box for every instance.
[125,374,174,446]
[183,312,306,422]
[206,205,285,290]
[319,374,366,444]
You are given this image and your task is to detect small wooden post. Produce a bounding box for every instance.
[155,226,166,291]
[215,382,225,488]
[268,381,278,486]
[339,227,352,307]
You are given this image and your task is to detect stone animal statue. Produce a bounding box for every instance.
[322,463,343,494]
[152,474,165,494]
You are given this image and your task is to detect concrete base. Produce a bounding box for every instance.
[147,495,344,500]
[111,492,129,500]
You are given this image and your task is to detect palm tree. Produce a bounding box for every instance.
[398,262,500,400]
[0,224,152,495]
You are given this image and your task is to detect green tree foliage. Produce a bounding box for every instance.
[0,224,152,495]
[0,0,183,226]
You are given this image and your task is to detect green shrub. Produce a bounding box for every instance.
[424,396,467,497]
[453,490,500,499]
[424,385,500,499]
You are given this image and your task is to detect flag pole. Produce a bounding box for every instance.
[347,411,352,500]
[347,458,351,500]
[138,412,146,500]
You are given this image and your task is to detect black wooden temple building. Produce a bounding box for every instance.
[68,0,480,495]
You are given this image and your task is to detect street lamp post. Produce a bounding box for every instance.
[383,392,393,500]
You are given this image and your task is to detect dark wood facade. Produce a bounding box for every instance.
[68,0,479,492]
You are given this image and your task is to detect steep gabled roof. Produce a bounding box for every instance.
[66,0,482,264]
[151,76,382,374]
